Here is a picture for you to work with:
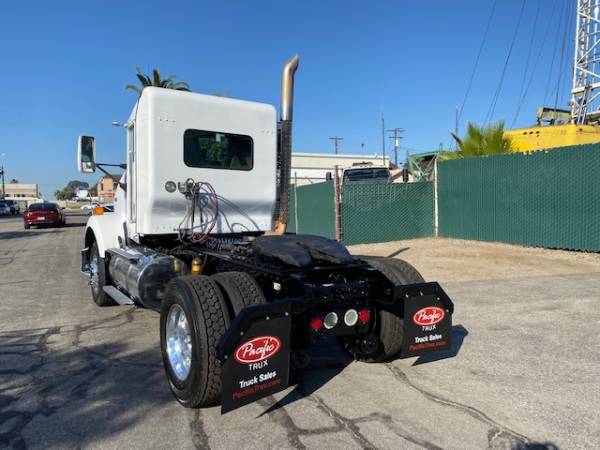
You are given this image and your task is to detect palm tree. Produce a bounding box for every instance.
[125,68,191,94]
[450,121,512,158]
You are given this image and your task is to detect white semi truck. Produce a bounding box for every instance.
[78,55,454,413]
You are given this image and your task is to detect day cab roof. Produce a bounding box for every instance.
[127,86,276,127]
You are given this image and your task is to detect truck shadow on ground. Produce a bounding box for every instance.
[0,230,63,240]
[260,324,468,416]
[0,319,172,449]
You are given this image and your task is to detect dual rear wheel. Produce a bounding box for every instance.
[159,272,265,408]
[339,257,425,362]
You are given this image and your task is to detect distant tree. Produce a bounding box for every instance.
[125,68,190,95]
[449,121,512,158]
[55,181,89,200]
[9,178,18,183]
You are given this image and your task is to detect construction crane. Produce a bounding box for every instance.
[571,0,600,124]
[505,0,600,151]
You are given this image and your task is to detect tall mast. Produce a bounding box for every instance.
[571,0,600,124]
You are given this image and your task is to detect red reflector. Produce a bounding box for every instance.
[310,316,324,331]
[358,309,370,324]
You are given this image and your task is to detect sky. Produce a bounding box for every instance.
[0,0,575,198]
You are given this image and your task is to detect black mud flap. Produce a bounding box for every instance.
[396,282,454,358]
[217,300,303,414]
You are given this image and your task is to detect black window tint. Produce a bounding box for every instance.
[184,129,253,171]
[28,203,54,211]
[372,169,390,179]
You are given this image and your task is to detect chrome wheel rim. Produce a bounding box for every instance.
[89,257,100,294]
[166,304,192,381]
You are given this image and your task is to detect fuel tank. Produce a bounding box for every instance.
[107,247,188,310]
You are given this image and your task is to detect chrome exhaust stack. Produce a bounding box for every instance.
[272,54,299,235]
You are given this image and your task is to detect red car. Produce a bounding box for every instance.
[23,203,65,229]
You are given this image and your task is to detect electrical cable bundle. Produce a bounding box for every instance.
[178,179,218,243]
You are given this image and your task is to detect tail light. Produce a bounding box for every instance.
[358,309,370,324]
[310,316,324,331]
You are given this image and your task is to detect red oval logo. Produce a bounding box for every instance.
[413,307,445,326]
[234,336,282,364]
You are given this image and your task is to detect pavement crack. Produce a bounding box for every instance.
[353,412,444,450]
[302,393,376,449]
[190,409,211,450]
[257,397,307,449]
[386,363,531,446]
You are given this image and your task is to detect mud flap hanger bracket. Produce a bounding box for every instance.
[392,282,454,315]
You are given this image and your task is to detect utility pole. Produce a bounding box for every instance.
[387,128,404,167]
[455,105,459,136]
[381,110,386,164]
[0,166,4,200]
[329,136,343,155]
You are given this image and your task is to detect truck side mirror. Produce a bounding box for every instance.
[77,136,96,173]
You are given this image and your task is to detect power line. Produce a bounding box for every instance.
[329,136,343,154]
[485,0,528,124]
[556,0,574,113]
[554,0,573,112]
[511,0,541,127]
[544,1,567,106]
[512,0,558,127]
[458,0,498,128]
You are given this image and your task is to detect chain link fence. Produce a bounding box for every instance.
[438,143,600,251]
[288,144,600,251]
[341,182,434,245]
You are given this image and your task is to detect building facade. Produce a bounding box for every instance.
[291,153,390,186]
[2,183,40,208]
[97,175,121,203]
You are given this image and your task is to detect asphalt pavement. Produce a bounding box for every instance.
[1,213,599,449]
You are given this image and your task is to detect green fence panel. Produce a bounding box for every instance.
[438,144,600,251]
[342,182,434,245]
[291,181,336,239]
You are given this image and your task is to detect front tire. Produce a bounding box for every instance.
[160,275,229,408]
[343,257,425,362]
[89,242,116,307]
[24,223,30,229]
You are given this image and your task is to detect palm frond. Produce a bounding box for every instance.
[125,84,142,93]
[455,121,512,158]
[172,81,191,92]
[126,67,190,93]
[152,69,162,87]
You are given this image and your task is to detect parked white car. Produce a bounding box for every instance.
[0,201,11,216]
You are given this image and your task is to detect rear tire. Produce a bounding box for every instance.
[211,271,266,318]
[89,242,116,307]
[24,223,30,229]
[343,257,425,362]
[160,275,229,408]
